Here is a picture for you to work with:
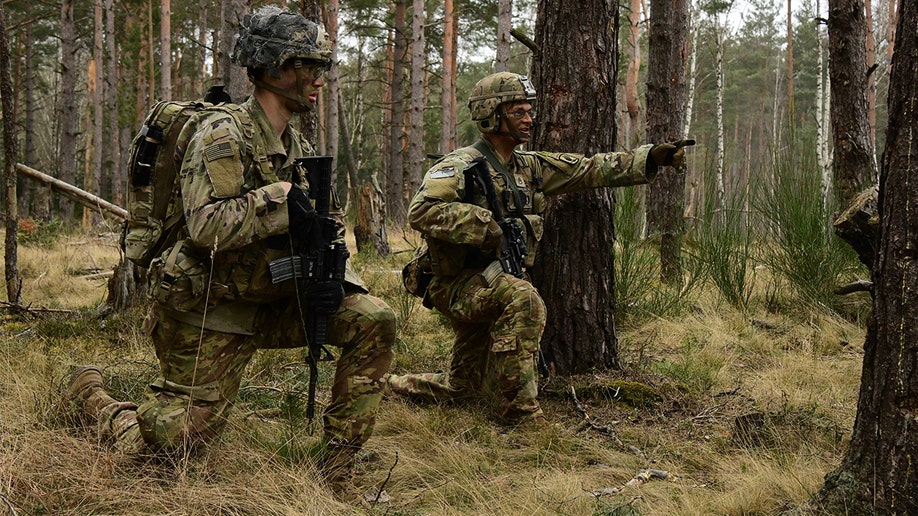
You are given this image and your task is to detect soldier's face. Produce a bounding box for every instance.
[499,101,534,143]
[277,61,325,112]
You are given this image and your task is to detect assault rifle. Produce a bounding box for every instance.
[268,155,349,420]
[465,157,528,278]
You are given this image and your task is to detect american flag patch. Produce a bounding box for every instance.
[204,142,234,162]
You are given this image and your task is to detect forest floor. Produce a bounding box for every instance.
[0,228,867,515]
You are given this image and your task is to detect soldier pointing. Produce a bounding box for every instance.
[388,71,690,427]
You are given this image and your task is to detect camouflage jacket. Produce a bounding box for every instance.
[408,136,655,278]
[150,96,364,331]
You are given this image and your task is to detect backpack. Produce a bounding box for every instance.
[401,243,433,298]
[120,87,257,268]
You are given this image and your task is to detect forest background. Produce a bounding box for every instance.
[0,0,893,227]
[0,0,909,513]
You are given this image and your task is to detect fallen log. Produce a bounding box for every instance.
[16,163,127,222]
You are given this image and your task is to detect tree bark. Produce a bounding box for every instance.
[496,0,512,73]
[106,0,122,208]
[221,0,250,105]
[1,1,21,303]
[325,0,340,186]
[646,0,688,284]
[58,0,78,220]
[531,0,621,374]
[624,0,642,148]
[386,0,407,225]
[84,0,104,230]
[439,0,456,154]
[814,1,918,511]
[405,0,425,221]
[160,0,172,101]
[828,0,876,209]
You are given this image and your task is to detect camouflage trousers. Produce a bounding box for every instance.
[388,269,546,422]
[101,292,395,454]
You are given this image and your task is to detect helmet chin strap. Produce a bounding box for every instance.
[491,111,530,144]
[253,66,313,112]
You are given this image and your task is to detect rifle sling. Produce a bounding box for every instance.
[471,140,536,239]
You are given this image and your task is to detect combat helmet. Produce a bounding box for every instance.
[231,6,331,77]
[468,72,536,133]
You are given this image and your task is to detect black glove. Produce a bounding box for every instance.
[287,183,316,242]
[648,139,695,169]
[308,281,346,315]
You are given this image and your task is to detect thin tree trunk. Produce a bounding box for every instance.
[624,0,641,148]
[84,0,104,230]
[531,0,621,374]
[405,0,425,210]
[864,0,877,158]
[786,0,795,124]
[25,24,48,219]
[646,0,689,284]
[387,0,407,225]
[106,0,122,208]
[222,0,250,105]
[496,0,512,72]
[325,0,340,186]
[197,3,207,95]
[816,4,831,215]
[439,0,456,154]
[1,0,21,303]
[160,0,172,100]
[715,16,726,218]
[58,0,77,220]
[814,1,918,510]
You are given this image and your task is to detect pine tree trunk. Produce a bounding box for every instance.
[814,1,918,510]
[221,0,249,105]
[160,0,172,101]
[84,0,104,230]
[106,0,122,208]
[496,0,512,73]
[325,0,340,187]
[828,0,877,209]
[0,0,22,303]
[405,0,425,215]
[624,0,641,148]
[531,0,620,374]
[58,0,78,220]
[645,0,688,284]
[439,0,456,154]
[386,0,407,225]
[864,0,877,153]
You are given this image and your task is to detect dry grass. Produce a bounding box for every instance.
[0,228,866,515]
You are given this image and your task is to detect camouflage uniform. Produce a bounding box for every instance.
[96,95,395,454]
[388,136,654,422]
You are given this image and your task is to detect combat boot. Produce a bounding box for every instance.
[58,366,130,428]
[320,441,360,499]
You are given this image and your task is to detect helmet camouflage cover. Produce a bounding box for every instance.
[231,6,331,71]
[468,72,536,133]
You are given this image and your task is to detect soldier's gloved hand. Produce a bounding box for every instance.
[482,218,503,249]
[648,139,694,169]
[287,184,316,241]
[307,281,345,315]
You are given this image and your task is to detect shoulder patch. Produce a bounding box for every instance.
[429,166,455,179]
[204,141,235,162]
[559,153,580,164]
